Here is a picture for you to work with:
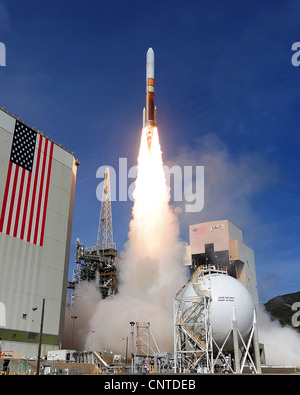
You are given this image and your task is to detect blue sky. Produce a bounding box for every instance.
[0,0,300,302]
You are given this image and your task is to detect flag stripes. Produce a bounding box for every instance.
[0,122,54,246]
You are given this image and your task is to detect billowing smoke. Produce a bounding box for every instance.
[63,281,101,351]
[257,305,300,366]
[64,128,187,354]
[63,130,300,366]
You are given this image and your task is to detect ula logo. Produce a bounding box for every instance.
[0,42,6,66]
[291,42,300,67]
[210,224,225,232]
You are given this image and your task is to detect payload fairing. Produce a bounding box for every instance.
[143,47,157,151]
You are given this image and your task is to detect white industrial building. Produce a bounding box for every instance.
[0,109,78,358]
[187,220,259,305]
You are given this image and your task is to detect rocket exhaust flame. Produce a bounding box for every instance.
[65,49,300,365]
[67,48,186,354]
[132,126,170,255]
[71,123,186,353]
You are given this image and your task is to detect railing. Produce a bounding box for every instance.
[179,318,206,350]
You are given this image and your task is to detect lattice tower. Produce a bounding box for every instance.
[97,168,114,249]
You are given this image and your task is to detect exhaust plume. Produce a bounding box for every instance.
[66,128,187,354]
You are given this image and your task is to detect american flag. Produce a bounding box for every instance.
[192,226,206,235]
[0,121,54,246]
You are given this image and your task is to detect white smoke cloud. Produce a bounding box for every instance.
[63,281,102,350]
[165,133,279,241]
[64,131,298,367]
[165,134,300,367]
[64,129,187,355]
[257,305,300,366]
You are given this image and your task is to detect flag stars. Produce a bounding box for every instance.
[10,121,37,172]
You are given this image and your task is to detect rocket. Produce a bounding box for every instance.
[143,47,157,151]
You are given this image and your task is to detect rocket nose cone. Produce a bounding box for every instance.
[147,47,154,63]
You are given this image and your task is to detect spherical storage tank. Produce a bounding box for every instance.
[182,273,255,351]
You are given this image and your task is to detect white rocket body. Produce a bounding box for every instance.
[143,48,157,150]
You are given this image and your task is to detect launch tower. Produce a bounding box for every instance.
[71,168,118,299]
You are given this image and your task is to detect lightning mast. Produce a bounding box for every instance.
[97,168,115,250]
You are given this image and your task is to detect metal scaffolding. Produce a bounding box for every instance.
[173,266,214,373]
[97,168,115,250]
[69,168,118,299]
[173,265,262,374]
[136,322,160,356]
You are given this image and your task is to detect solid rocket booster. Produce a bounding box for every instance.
[143,47,157,151]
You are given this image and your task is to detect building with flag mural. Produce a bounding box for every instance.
[0,109,78,358]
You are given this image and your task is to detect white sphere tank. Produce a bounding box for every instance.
[182,273,255,351]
